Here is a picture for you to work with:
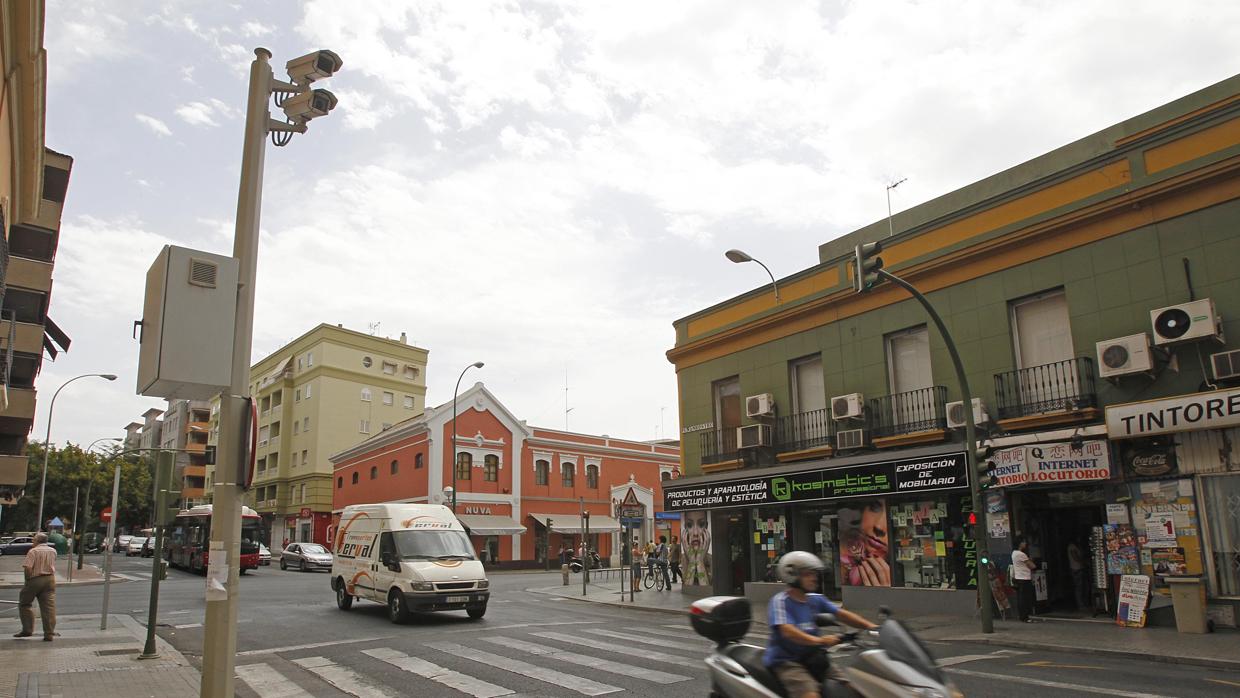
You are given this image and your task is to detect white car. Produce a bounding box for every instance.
[126,537,149,556]
[258,543,271,566]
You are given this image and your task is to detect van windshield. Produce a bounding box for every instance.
[392,530,476,560]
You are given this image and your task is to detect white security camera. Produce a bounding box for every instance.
[285,50,343,86]
[281,88,338,124]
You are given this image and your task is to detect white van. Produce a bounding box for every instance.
[330,503,490,623]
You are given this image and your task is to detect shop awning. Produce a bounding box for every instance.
[457,514,526,536]
[527,513,622,534]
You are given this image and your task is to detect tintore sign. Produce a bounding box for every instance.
[663,453,967,511]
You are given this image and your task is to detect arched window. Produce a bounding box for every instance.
[561,463,574,487]
[415,453,424,469]
[370,466,378,480]
[661,471,671,481]
[586,464,599,489]
[337,476,343,489]
[456,452,472,481]
[535,459,549,485]
[483,454,499,482]
[390,459,399,475]
[360,388,372,402]
[351,472,359,485]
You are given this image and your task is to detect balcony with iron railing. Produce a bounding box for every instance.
[993,357,1098,429]
[774,408,834,461]
[697,427,741,471]
[869,386,949,447]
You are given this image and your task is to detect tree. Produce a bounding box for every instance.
[3,443,152,534]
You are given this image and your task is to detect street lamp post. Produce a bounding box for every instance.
[35,373,117,532]
[450,361,484,512]
[725,249,781,303]
[201,47,341,698]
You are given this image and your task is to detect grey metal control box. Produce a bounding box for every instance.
[136,245,239,400]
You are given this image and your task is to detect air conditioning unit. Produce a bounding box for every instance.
[946,399,989,429]
[836,428,868,450]
[1212,349,1240,381]
[831,393,864,421]
[737,424,772,449]
[1151,298,1223,346]
[745,393,776,418]
[1096,333,1154,378]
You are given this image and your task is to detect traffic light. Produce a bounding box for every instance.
[975,444,997,490]
[854,241,884,292]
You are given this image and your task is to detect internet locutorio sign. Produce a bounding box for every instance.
[993,441,1112,487]
[663,452,967,511]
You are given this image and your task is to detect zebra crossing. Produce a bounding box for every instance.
[234,622,714,697]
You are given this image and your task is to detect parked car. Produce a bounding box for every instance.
[258,543,271,566]
[114,535,133,553]
[126,537,149,557]
[279,543,332,572]
[0,536,34,556]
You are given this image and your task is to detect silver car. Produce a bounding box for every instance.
[280,542,332,572]
[126,537,149,557]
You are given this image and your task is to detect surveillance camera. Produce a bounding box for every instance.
[281,88,338,123]
[286,49,343,86]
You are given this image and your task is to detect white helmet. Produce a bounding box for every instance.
[777,551,825,585]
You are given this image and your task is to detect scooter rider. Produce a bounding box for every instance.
[765,551,877,698]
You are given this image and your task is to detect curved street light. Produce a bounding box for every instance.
[725,248,781,303]
[36,373,118,531]
[451,361,485,512]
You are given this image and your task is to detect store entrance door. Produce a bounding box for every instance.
[1012,489,1104,615]
[719,510,750,595]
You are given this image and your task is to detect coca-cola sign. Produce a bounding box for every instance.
[1124,447,1177,478]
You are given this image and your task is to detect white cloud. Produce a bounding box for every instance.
[174,98,237,127]
[134,113,172,137]
[240,21,271,37]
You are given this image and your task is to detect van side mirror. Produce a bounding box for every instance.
[380,551,400,571]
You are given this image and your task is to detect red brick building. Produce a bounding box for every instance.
[330,383,680,565]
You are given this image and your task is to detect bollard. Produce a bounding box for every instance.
[561,563,570,585]
[160,560,169,581]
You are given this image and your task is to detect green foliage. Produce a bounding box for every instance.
[3,443,153,534]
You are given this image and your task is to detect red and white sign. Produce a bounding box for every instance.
[100,507,113,523]
[299,507,312,519]
[995,441,1111,487]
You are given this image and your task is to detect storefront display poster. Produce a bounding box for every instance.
[989,512,1010,539]
[1116,574,1151,628]
[1106,504,1129,525]
[1151,548,1188,576]
[839,500,890,587]
[682,510,712,587]
[1104,524,1139,575]
[1143,512,1177,549]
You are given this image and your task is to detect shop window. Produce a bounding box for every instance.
[586,464,598,489]
[484,454,499,482]
[562,463,575,487]
[456,452,472,480]
[1202,474,1240,596]
[535,459,549,485]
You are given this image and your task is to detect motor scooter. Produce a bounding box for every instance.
[569,549,602,573]
[689,596,962,698]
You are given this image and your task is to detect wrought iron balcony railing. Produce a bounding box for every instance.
[775,408,834,453]
[869,386,948,439]
[698,427,739,465]
[993,357,1097,420]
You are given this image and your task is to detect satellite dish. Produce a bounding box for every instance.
[1153,307,1192,340]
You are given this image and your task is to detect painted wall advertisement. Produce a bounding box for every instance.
[1104,524,1139,575]
[1116,574,1151,628]
[993,441,1111,488]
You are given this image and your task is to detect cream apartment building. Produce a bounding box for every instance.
[206,323,428,546]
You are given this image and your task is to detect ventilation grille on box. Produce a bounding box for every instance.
[188,258,218,288]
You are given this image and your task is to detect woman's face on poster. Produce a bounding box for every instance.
[684,511,710,550]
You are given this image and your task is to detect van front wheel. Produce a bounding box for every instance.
[388,590,410,624]
[466,604,486,620]
[336,582,353,610]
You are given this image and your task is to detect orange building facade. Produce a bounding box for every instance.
[330,383,680,566]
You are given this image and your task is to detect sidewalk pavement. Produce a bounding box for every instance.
[0,554,114,589]
[529,577,1240,671]
[0,613,198,697]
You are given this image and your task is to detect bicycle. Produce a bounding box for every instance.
[643,563,667,591]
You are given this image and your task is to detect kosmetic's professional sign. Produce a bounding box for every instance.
[663,452,967,511]
[1106,387,1240,439]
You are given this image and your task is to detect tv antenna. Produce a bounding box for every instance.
[886,177,907,237]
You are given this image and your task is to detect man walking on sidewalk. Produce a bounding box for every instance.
[669,535,684,584]
[1011,538,1036,623]
[15,533,57,641]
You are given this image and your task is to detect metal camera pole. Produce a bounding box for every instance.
[100,462,121,630]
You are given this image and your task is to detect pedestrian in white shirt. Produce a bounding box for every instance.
[1011,538,1036,622]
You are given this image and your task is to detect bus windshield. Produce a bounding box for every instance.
[240,520,261,555]
[393,530,476,560]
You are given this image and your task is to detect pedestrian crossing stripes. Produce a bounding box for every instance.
[234,623,716,698]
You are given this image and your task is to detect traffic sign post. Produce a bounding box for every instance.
[100,507,113,523]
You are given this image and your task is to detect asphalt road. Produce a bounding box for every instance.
[7,556,1240,697]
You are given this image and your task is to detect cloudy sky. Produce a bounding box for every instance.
[36,0,1239,448]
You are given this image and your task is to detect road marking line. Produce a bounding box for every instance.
[1022,659,1105,670]
[945,668,1173,697]
[624,626,701,639]
[427,642,621,696]
[292,656,399,697]
[937,654,1011,667]
[531,631,701,668]
[235,663,312,697]
[448,620,595,633]
[173,623,202,629]
[582,627,704,651]
[484,637,692,683]
[363,647,513,697]
[1206,678,1240,688]
[237,636,390,656]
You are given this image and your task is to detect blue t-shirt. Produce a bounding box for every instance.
[764,591,839,668]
